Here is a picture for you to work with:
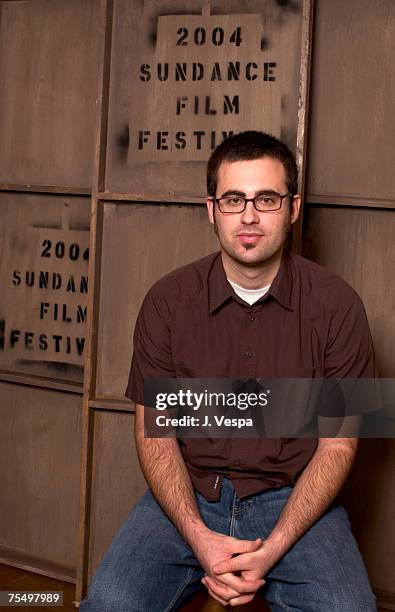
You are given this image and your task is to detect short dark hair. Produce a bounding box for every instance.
[207,131,298,197]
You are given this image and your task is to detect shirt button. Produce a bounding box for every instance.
[250,316,255,321]
[245,351,252,358]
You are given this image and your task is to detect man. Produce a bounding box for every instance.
[81,131,377,611]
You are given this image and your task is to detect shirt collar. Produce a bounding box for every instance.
[208,249,295,313]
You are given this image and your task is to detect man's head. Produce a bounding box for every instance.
[206,131,301,281]
[207,131,298,199]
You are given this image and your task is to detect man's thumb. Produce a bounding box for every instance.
[247,537,262,549]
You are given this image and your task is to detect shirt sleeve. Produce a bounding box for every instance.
[324,289,377,379]
[125,280,176,405]
[319,289,380,420]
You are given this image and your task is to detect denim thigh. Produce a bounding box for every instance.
[80,489,204,612]
[231,485,376,611]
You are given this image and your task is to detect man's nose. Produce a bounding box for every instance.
[240,200,260,224]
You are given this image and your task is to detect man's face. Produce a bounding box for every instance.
[206,157,300,269]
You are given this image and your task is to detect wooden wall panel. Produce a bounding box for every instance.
[302,204,395,600]
[341,439,395,598]
[87,410,146,581]
[0,0,100,188]
[302,205,395,376]
[306,0,395,203]
[96,203,219,399]
[0,192,90,384]
[0,381,81,578]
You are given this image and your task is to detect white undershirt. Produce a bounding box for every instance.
[227,278,271,305]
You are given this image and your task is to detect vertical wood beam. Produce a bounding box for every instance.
[292,0,315,253]
[76,0,113,603]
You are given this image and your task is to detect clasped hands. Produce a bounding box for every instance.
[195,530,276,607]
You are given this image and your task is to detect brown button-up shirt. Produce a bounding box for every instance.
[126,250,376,500]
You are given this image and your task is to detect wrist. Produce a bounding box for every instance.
[183,520,211,548]
[260,530,289,563]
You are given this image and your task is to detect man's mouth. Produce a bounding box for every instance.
[237,233,264,244]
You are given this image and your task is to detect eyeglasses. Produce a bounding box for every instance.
[212,192,292,214]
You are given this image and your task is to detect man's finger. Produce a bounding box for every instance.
[213,553,251,575]
[229,593,256,607]
[229,537,262,554]
[202,576,241,599]
[203,575,240,600]
[207,570,264,594]
[205,585,228,607]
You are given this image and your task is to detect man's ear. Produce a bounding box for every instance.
[290,195,301,225]
[206,198,215,225]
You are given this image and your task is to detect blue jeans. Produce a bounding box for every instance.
[80,478,376,611]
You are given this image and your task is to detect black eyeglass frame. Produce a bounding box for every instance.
[211,192,293,214]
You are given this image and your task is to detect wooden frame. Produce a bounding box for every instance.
[76,0,113,601]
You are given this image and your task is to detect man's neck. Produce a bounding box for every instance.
[221,248,284,290]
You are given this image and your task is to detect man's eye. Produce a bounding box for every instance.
[258,195,275,204]
[226,197,243,205]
